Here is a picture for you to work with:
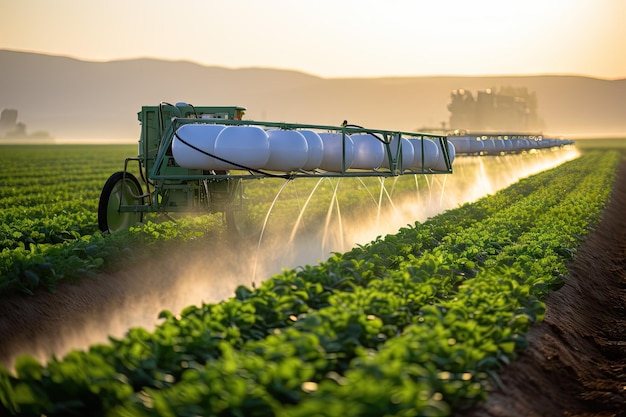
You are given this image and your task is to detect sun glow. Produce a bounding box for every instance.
[1,0,624,78]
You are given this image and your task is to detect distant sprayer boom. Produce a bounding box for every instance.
[97,102,455,234]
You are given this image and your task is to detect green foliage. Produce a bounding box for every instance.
[0,145,228,296]
[0,149,619,416]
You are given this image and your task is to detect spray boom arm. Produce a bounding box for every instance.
[98,102,453,234]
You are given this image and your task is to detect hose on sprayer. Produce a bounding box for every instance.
[173,131,293,180]
[341,121,386,143]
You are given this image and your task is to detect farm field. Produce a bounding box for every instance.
[0,144,579,299]
[0,144,576,344]
[0,142,624,416]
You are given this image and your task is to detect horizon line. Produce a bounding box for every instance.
[2,48,625,82]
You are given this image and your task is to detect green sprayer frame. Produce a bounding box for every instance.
[98,102,453,233]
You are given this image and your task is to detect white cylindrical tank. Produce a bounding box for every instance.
[468,136,484,154]
[482,139,497,154]
[432,140,456,171]
[521,139,531,151]
[381,136,414,172]
[318,132,354,172]
[172,124,226,169]
[410,138,440,171]
[350,133,385,170]
[448,136,471,154]
[264,129,309,172]
[211,125,270,170]
[299,130,324,171]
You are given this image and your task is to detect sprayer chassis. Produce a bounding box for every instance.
[97,103,453,234]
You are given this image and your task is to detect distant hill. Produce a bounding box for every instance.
[1,49,625,141]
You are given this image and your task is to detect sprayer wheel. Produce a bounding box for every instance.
[224,205,250,238]
[224,209,239,236]
[219,176,248,238]
[98,171,144,233]
[224,200,263,239]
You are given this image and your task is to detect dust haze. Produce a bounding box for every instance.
[2,51,626,141]
[0,147,580,369]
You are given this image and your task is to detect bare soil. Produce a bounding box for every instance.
[459,160,626,416]
[1,160,625,416]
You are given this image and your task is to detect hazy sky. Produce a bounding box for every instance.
[1,0,625,79]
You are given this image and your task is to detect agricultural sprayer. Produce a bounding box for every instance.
[97,102,455,234]
[447,132,574,155]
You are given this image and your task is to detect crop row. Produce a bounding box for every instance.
[0,145,303,295]
[0,145,134,249]
[0,150,618,416]
[0,144,453,296]
[0,145,136,294]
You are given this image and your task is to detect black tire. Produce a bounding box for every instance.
[225,208,243,237]
[222,179,258,239]
[98,172,144,233]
